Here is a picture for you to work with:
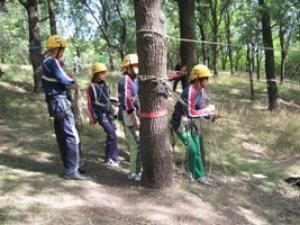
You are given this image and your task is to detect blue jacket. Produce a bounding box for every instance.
[171,85,210,129]
[42,57,74,98]
[118,73,139,114]
[87,81,111,123]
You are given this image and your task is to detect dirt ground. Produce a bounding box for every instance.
[0,74,299,225]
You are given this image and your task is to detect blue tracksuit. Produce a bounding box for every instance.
[42,56,81,176]
[87,81,119,162]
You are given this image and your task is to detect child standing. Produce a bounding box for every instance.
[87,62,119,166]
[118,54,142,181]
[42,35,89,180]
[171,64,219,186]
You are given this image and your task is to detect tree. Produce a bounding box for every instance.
[177,0,197,88]
[47,0,57,34]
[259,0,278,110]
[196,0,209,66]
[134,0,173,188]
[19,0,44,92]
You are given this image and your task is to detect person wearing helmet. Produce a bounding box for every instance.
[170,64,219,186]
[118,54,142,181]
[87,62,119,166]
[42,35,89,180]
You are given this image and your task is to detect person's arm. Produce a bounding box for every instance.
[51,58,74,86]
[86,84,98,126]
[186,87,216,118]
[124,76,135,114]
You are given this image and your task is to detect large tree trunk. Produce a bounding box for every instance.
[47,0,57,34]
[259,0,278,110]
[178,0,197,88]
[135,0,173,188]
[19,0,44,92]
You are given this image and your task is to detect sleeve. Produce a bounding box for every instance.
[186,87,210,118]
[124,76,135,114]
[50,58,74,86]
[86,84,97,125]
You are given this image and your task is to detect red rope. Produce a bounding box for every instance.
[140,109,168,118]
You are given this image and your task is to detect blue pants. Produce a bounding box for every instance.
[47,97,81,176]
[99,118,119,162]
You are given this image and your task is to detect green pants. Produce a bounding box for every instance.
[175,128,205,179]
[124,125,142,173]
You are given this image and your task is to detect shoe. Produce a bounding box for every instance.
[196,176,212,186]
[104,159,119,167]
[134,173,142,181]
[78,162,86,174]
[127,172,136,180]
[186,172,195,181]
[63,173,91,181]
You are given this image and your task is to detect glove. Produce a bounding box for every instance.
[206,104,216,114]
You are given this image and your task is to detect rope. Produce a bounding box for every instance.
[136,28,300,54]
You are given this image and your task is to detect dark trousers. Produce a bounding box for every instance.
[54,112,80,176]
[47,97,81,176]
[173,76,187,92]
[99,119,119,162]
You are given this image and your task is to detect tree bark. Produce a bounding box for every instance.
[208,0,219,75]
[135,0,173,188]
[19,0,44,92]
[178,0,197,88]
[196,0,208,65]
[224,10,234,75]
[247,44,255,100]
[47,0,57,34]
[259,0,278,110]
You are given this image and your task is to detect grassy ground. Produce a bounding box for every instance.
[0,65,299,225]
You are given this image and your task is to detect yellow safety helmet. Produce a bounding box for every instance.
[190,64,211,81]
[92,62,107,75]
[122,54,138,68]
[46,35,67,48]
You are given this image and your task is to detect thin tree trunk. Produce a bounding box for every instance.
[178,0,197,88]
[135,0,173,189]
[198,23,208,65]
[247,44,255,100]
[259,0,278,110]
[225,10,234,75]
[256,47,261,80]
[209,0,219,76]
[47,0,57,34]
[19,0,44,92]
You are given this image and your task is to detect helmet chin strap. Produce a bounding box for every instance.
[128,65,138,78]
[55,44,63,59]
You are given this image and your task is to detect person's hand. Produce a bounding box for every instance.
[130,112,140,129]
[211,111,220,122]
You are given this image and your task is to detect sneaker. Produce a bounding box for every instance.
[127,172,136,180]
[78,162,86,174]
[63,172,91,181]
[196,176,212,186]
[186,172,195,181]
[134,173,142,181]
[104,159,119,167]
